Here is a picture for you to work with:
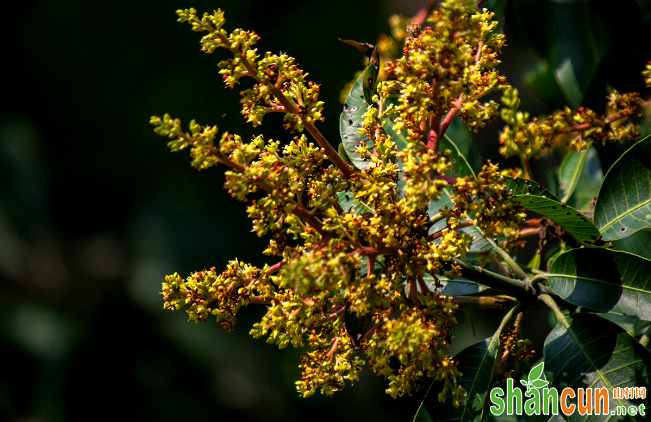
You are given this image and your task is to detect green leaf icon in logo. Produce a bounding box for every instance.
[521,362,548,394]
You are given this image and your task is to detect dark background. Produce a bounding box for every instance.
[2,0,651,421]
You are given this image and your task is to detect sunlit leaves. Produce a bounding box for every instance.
[514,195,603,246]
[544,314,651,415]
[548,249,651,320]
[595,135,651,241]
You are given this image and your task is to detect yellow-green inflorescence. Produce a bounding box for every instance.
[499,87,646,160]
[152,0,542,404]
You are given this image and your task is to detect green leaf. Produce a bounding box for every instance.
[594,135,651,241]
[424,276,488,296]
[548,248,651,320]
[337,142,353,165]
[544,313,651,414]
[555,58,583,109]
[597,313,651,340]
[513,194,604,246]
[382,95,408,153]
[525,60,568,109]
[414,335,501,422]
[445,117,483,174]
[612,228,651,260]
[566,145,603,211]
[553,2,605,107]
[505,177,560,202]
[339,71,373,170]
[559,142,591,203]
[361,47,379,105]
[427,135,476,215]
[336,191,374,215]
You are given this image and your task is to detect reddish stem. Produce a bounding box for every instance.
[490,251,510,278]
[427,113,442,150]
[417,275,432,295]
[326,337,339,359]
[543,107,641,136]
[519,227,540,238]
[249,296,274,305]
[438,94,464,139]
[195,17,355,178]
[521,219,542,228]
[367,255,376,279]
[360,310,392,342]
[436,173,459,184]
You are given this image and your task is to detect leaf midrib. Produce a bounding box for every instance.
[599,197,651,232]
[547,273,650,294]
[555,317,628,412]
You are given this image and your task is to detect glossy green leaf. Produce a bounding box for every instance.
[567,145,603,211]
[612,228,651,260]
[548,249,651,320]
[555,58,583,109]
[427,135,476,215]
[339,71,373,170]
[414,335,501,422]
[361,47,379,105]
[597,313,651,340]
[382,94,408,152]
[594,135,651,241]
[553,2,605,108]
[519,0,605,110]
[424,276,488,296]
[336,191,374,215]
[525,60,568,109]
[545,244,567,272]
[445,117,483,174]
[337,142,353,165]
[543,313,651,417]
[505,177,560,202]
[559,142,591,203]
[513,194,604,246]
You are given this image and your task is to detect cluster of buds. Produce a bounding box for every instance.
[382,2,507,146]
[152,0,556,403]
[500,87,646,160]
[447,162,526,239]
[496,326,535,382]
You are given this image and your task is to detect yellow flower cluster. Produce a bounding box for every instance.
[153,0,538,403]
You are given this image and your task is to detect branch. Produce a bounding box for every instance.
[200,20,355,178]
[438,94,464,139]
[451,295,517,309]
[546,107,642,136]
[453,258,535,303]
[539,294,569,329]
[485,238,528,280]
[192,138,329,237]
